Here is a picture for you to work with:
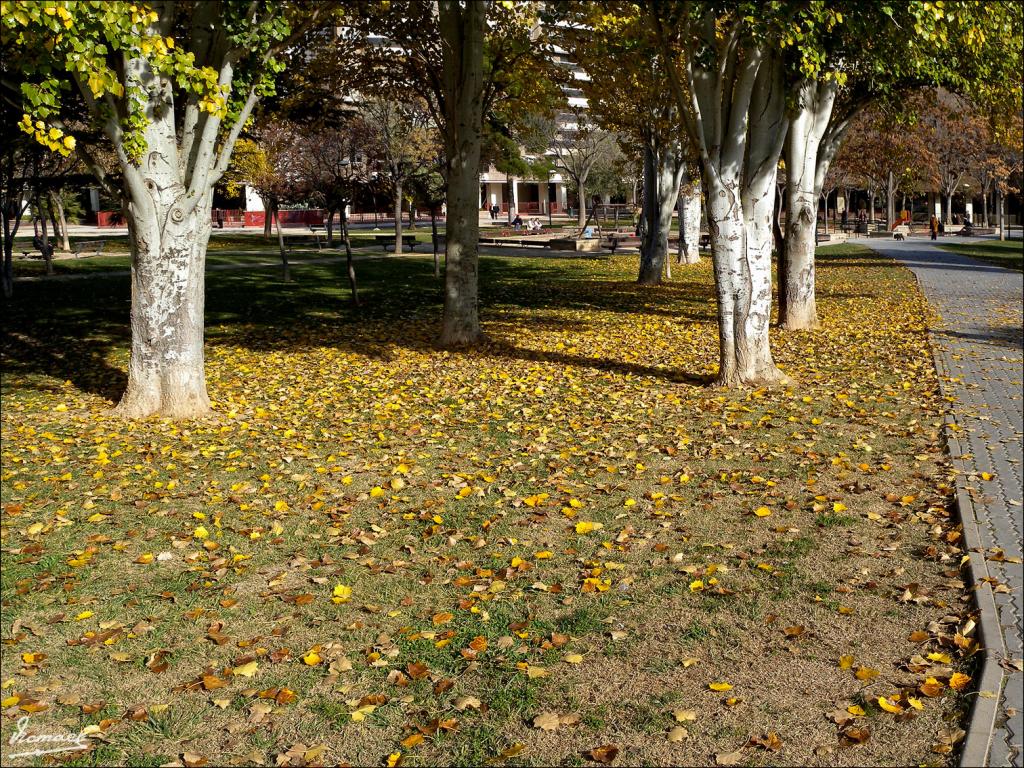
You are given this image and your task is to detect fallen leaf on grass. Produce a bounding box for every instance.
[533,711,561,731]
[232,661,258,677]
[586,744,619,764]
[715,749,745,765]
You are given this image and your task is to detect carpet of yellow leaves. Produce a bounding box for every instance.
[0,248,974,766]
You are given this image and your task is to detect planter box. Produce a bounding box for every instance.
[547,238,601,252]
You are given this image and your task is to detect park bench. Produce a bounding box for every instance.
[699,233,711,250]
[287,233,325,252]
[816,232,832,243]
[602,233,641,253]
[70,239,108,257]
[479,236,550,248]
[376,234,418,252]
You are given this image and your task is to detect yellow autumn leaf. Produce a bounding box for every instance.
[709,682,733,691]
[754,506,772,517]
[332,584,352,603]
[877,696,903,713]
[949,672,971,690]
[855,666,879,681]
[575,521,603,534]
[232,661,258,677]
[303,651,321,666]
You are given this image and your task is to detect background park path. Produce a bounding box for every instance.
[867,237,1023,767]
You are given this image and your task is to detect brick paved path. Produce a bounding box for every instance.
[867,238,1023,766]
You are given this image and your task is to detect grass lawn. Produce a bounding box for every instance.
[936,239,1024,271]
[1,244,973,767]
[10,230,444,277]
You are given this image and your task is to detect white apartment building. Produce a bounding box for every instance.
[480,45,589,217]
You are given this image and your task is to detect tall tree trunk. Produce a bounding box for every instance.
[1,213,13,299]
[409,201,416,229]
[326,208,336,248]
[438,0,485,348]
[998,191,1005,241]
[394,180,404,255]
[274,203,291,282]
[886,171,895,227]
[2,185,29,298]
[117,189,213,419]
[943,192,952,225]
[982,188,989,227]
[638,142,683,284]
[577,178,587,228]
[263,197,273,238]
[780,79,837,330]
[46,192,62,253]
[35,198,54,277]
[679,169,702,264]
[54,191,70,252]
[340,206,359,306]
[695,49,788,386]
[431,208,440,278]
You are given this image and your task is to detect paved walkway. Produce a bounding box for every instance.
[867,237,1023,767]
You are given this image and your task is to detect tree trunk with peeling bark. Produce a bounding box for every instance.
[340,206,358,306]
[118,180,214,419]
[431,209,440,278]
[274,205,291,282]
[52,190,70,252]
[701,49,788,386]
[638,141,684,284]
[678,166,702,264]
[437,0,485,348]
[780,79,838,331]
[37,200,54,276]
[393,180,404,254]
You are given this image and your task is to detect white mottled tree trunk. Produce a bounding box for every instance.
[118,181,212,419]
[679,166,701,264]
[781,79,837,331]
[702,50,788,387]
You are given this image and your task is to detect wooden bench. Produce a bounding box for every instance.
[699,234,711,250]
[479,236,551,248]
[70,239,107,257]
[287,233,324,252]
[602,233,641,254]
[816,232,832,243]
[376,234,418,252]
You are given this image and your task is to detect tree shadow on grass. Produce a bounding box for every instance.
[1,280,129,403]
[4,253,719,398]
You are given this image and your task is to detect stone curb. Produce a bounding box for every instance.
[911,271,1007,767]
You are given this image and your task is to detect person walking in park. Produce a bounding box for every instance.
[930,215,938,240]
[489,203,499,222]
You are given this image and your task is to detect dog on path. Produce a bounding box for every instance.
[893,232,905,241]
